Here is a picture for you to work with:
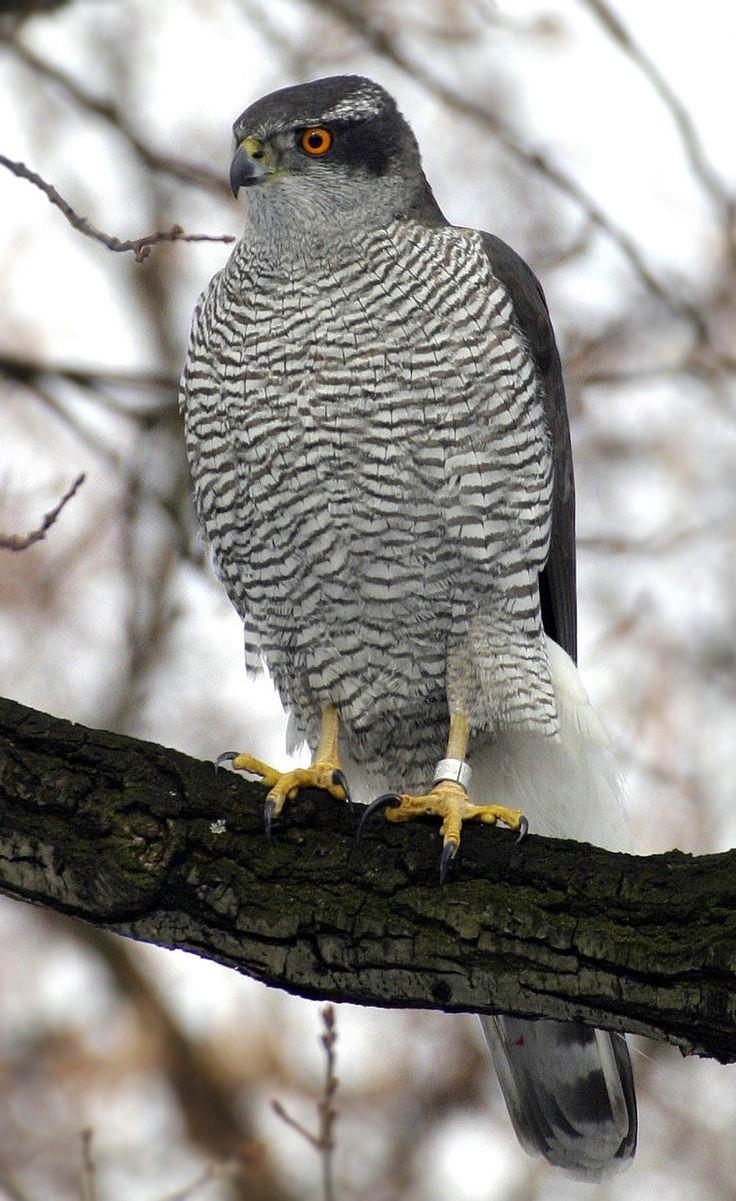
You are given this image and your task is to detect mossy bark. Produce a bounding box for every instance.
[2,694,735,1062]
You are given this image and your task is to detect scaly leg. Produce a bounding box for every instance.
[363,714,527,881]
[219,703,350,833]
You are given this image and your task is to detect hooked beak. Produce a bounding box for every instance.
[230,137,269,195]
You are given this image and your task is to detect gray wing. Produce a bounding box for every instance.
[480,233,577,661]
[478,234,636,1177]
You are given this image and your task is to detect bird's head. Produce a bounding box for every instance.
[229,75,442,246]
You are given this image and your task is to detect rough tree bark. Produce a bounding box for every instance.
[1,693,735,1063]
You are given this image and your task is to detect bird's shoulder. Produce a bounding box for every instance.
[474,230,559,374]
[465,225,577,659]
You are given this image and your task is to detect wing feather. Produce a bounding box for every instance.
[480,233,577,660]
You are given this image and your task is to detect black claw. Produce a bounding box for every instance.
[332,768,354,811]
[216,751,239,768]
[515,815,529,843]
[263,797,277,839]
[356,793,401,840]
[439,841,458,884]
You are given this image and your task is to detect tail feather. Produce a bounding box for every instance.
[473,639,637,1176]
[481,1016,637,1179]
[469,637,630,850]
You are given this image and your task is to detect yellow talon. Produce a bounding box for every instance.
[385,780,524,844]
[221,704,350,827]
[367,712,527,881]
[228,756,348,816]
[229,753,282,790]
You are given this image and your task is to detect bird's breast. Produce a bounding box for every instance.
[194,221,550,658]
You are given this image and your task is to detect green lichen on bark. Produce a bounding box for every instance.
[2,693,736,1062]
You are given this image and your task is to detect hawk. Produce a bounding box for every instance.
[180,74,637,1178]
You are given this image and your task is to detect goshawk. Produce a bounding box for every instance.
[180,74,637,1178]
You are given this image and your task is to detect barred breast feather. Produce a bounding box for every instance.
[180,219,555,789]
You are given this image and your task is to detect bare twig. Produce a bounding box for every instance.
[0,473,85,551]
[2,374,200,569]
[270,1099,322,1147]
[79,1129,97,1201]
[318,1005,338,1201]
[272,1005,339,1201]
[0,155,235,262]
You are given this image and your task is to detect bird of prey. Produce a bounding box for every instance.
[180,74,637,1178]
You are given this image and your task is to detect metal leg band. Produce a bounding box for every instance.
[432,757,472,791]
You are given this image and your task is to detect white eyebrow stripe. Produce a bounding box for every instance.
[321,87,386,122]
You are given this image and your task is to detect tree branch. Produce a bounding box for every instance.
[0,472,85,550]
[1,694,734,1063]
[0,155,234,262]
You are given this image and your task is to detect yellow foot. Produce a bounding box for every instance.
[218,752,351,833]
[361,780,527,882]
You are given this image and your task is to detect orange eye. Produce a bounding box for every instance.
[299,127,333,156]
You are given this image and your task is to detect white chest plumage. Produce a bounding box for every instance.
[181,219,556,775]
